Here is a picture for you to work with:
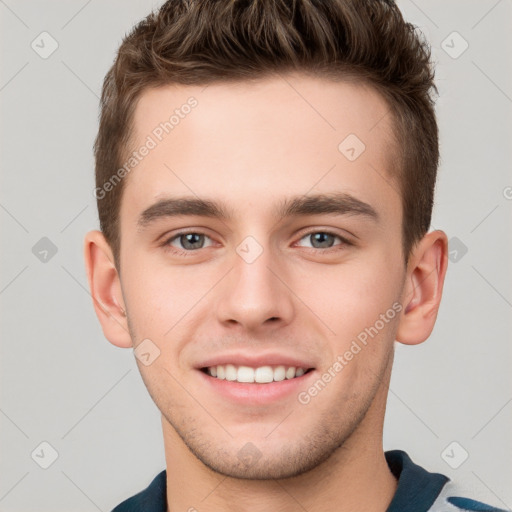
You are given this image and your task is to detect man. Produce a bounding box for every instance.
[84,0,507,510]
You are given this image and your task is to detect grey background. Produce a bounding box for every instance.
[1,0,511,510]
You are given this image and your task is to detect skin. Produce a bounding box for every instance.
[85,73,448,512]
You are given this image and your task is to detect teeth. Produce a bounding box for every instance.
[273,365,286,382]
[285,366,296,379]
[237,366,255,383]
[225,364,237,381]
[255,366,273,383]
[205,364,309,383]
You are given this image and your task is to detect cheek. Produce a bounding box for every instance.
[292,256,403,338]
[121,256,216,339]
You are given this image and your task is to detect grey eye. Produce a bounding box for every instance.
[298,232,340,249]
[170,233,212,250]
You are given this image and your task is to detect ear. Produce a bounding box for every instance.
[83,230,132,348]
[396,230,449,345]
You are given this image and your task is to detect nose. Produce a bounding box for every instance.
[215,240,295,333]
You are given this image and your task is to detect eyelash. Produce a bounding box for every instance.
[161,229,353,255]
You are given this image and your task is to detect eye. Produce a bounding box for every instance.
[296,231,350,250]
[165,232,214,251]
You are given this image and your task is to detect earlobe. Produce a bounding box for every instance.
[83,230,132,348]
[395,230,448,346]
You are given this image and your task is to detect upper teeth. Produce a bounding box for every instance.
[206,365,306,383]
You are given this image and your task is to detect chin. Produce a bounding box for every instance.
[182,428,347,481]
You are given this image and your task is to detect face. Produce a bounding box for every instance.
[117,74,407,479]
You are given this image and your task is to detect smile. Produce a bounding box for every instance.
[202,364,313,383]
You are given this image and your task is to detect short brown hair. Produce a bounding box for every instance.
[94,0,438,269]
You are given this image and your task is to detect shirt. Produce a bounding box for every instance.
[111,450,508,511]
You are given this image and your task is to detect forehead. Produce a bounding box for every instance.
[131,74,395,154]
[122,74,399,224]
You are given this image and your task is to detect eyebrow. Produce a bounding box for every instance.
[137,192,379,228]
